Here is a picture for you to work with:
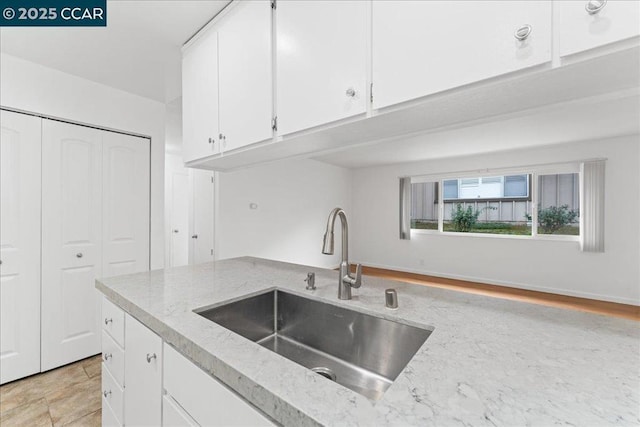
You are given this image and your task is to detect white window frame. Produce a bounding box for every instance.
[410,163,581,242]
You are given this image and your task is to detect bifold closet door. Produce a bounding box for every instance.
[41,120,103,371]
[102,132,150,277]
[0,110,42,384]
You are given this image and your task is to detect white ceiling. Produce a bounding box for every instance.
[314,92,640,169]
[0,0,229,103]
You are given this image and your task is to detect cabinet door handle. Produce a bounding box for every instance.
[514,24,532,41]
[103,390,112,398]
[585,0,606,14]
[103,352,112,361]
[104,318,113,325]
[146,353,157,363]
[208,137,214,144]
[76,252,83,258]
[345,87,356,98]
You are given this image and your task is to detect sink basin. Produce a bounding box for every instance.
[195,290,432,400]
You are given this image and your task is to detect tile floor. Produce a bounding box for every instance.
[0,355,101,426]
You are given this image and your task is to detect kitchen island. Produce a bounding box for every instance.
[96,257,639,426]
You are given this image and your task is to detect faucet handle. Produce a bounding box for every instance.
[351,264,362,288]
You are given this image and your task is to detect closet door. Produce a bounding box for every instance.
[102,132,150,277]
[0,110,42,384]
[41,120,103,371]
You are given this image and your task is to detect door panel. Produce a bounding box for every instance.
[372,1,552,109]
[218,0,273,151]
[0,110,41,384]
[276,0,367,135]
[102,132,150,278]
[182,28,220,163]
[189,170,215,265]
[41,119,103,371]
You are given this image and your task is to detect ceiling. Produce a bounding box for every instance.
[314,92,640,169]
[0,0,229,103]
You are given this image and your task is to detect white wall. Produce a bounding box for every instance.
[216,159,352,269]
[351,135,640,305]
[0,53,166,269]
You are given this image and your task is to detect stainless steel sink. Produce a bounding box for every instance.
[195,290,432,400]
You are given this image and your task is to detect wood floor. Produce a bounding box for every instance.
[360,265,640,321]
[0,355,101,427]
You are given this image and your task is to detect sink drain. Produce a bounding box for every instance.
[311,367,337,382]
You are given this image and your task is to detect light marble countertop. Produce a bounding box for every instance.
[96,257,639,426]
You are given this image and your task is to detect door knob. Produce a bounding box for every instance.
[191,234,198,239]
[76,253,83,258]
[345,87,356,98]
[585,0,606,14]
[514,24,532,41]
[173,229,179,233]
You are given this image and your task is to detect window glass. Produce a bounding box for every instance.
[411,182,438,230]
[504,174,528,197]
[537,173,580,235]
[443,179,458,200]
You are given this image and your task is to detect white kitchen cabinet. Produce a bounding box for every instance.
[124,314,162,427]
[276,0,367,136]
[162,395,198,427]
[557,0,640,58]
[218,0,273,152]
[163,343,274,426]
[183,27,220,163]
[0,111,42,384]
[372,0,552,110]
[41,120,151,372]
[41,120,104,371]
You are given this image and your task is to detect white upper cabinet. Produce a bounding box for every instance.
[372,1,552,110]
[182,27,220,163]
[218,0,273,152]
[557,0,640,58]
[276,0,368,136]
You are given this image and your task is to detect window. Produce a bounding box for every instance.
[406,166,580,240]
[537,173,580,236]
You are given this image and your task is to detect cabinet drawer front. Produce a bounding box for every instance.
[162,395,198,427]
[102,395,122,427]
[102,363,124,423]
[101,330,124,385]
[558,0,640,57]
[164,344,274,427]
[102,297,125,347]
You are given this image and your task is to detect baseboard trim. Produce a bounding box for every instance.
[353,263,639,321]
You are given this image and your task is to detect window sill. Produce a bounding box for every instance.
[411,229,580,242]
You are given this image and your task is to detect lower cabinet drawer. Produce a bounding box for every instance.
[102,330,124,386]
[163,343,275,426]
[101,363,124,423]
[102,297,125,347]
[162,394,198,427]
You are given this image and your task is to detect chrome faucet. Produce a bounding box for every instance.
[321,208,362,300]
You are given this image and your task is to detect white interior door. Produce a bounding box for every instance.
[102,132,150,278]
[189,170,215,265]
[218,0,273,151]
[41,119,103,371]
[276,0,368,135]
[0,110,42,384]
[170,171,189,267]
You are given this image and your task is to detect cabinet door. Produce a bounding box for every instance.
[41,119,103,371]
[557,0,640,57]
[0,110,41,384]
[124,314,162,427]
[372,1,552,110]
[189,170,215,265]
[182,27,220,163]
[102,132,150,277]
[218,0,273,151]
[276,0,367,135]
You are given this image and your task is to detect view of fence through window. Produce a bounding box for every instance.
[411,173,580,237]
